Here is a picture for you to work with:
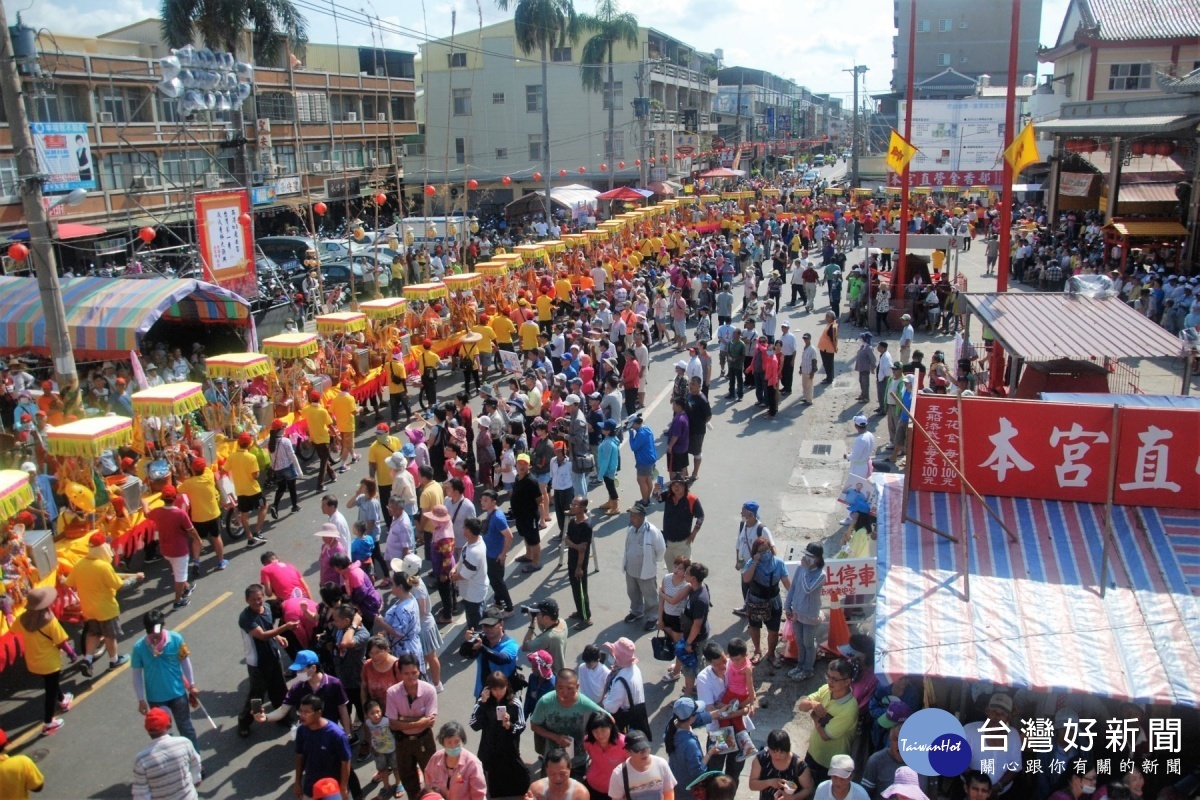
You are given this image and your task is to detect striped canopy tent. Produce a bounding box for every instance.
[46,416,134,458]
[358,297,407,321]
[130,381,206,417]
[0,469,34,522]
[0,277,251,361]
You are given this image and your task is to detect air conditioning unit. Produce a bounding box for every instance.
[377,113,386,122]
[369,156,378,168]
[99,111,114,123]
[320,160,333,173]
[332,161,342,172]
[397,143,408,157]
[129,176,149,190]
[274,164,287,175]
[203,173,220,189]
[347,111,358,122]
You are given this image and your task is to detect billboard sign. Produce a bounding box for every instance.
[897,99,1006,176]
[31,122,97,193]
[195,189,257,300]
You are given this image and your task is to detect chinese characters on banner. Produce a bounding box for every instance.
[785,558,878,608]
[31,122,97,193]
[910,396,1200,510]
[194,190,257,301]
[887,170,999,189]
[972,717,1186,775]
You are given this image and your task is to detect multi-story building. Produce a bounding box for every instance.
[416,20,718,217]
[0,19,417,247]
[715,67,807,144]
[891,0,1041,95]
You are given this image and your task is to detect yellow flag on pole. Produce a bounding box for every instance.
[886,130,918,175]
[1003,122,1038,175]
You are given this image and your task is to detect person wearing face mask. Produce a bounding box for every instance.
[131,610,200,749]
[422,721,488,800]
[254,649,353,736]
[784,543,826,682]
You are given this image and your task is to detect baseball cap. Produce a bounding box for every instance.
[853,415,868,427]
[601,419,618,431]
[536,598,559,618]
[672,697,713,725]
[878,699,912,728]
[271,418,286,431]
[828,754,855,779]
[628,501,649,516]
[988,693,1014,714]
[479,616,501,628]
[516,453,531,464]
[312,778,342,799]
[376,423,390,433]
[160,484,178,501]
[564,394,581,405]
[780,321,790,328]
[802,332,811,339]
[624,730,652,753]
[237,432,253,447]
[291,650,320,670]
[674,360,688,370]
[144,707,173,732]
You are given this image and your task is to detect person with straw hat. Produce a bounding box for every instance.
[16,587,77,736]
[64,532,144,679]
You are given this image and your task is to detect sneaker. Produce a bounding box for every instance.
[337,465,348,474]
[435,682,444,693]
[182,584,194,599]
[624,612,643,623]
[268,506,279,521]
[80,658,93,678]
[245,537,265,548]
[732,607,748,618]
[173,598,191,609]
[110,654,129,668]
[643,619,658,631]
[58,692,74,712]
[291,506,302,513]
[215,559,230,571]
[787,667,813,681]
[497,608,515,620]
[41,718,64,736]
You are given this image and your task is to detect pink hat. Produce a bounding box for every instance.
[528,650,554,680]
[604,637,637,669]
[881,768,929,800]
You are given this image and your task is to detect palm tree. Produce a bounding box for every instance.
[161,0,307,185]
[578,0,638,190]
[496,0,578,220]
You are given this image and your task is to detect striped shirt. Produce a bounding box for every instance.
[132,734,201,800]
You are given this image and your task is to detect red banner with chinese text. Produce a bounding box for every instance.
[909,395,1200,510]
[195,189,257,301]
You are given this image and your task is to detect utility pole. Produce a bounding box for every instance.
[843,64,868,187]
[635,59,649,188]
[0,1,77,392]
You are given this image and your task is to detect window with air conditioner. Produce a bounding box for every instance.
[526,85,544,113]
[162,149,212,186]
[97,87,151,123]
[274,145,297,174]
[496,148,508,160]
[104,152,159,191]
[938,18,951,31]
[1108,63,1152,91]
[304,143,330,171]
[550,47,572,63]
[528,134,542,161]
[916,19,930,32]
[448,52,466,68]
[937,53,951,67]
[453,88,472,116]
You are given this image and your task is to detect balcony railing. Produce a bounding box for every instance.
[649,62,716,86]
[649,110,713,127]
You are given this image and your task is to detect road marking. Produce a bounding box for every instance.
[10,591,232,752]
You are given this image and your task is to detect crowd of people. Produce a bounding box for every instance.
[1,180,1191,800]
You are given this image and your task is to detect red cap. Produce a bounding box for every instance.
[340,380,351,391]
[309,390,321,402]
[41,380,52,392]
[0,728,8,747]
[311,778,342,799]
[19,413,31,422]
[271,418,286,431]
[121,457,135,469]
[422,339,433,349]
[116,377,127,387]
[160,484,178,501]
[15,510,35,526]
[89,532,107,547]
[376,423,390,433]
[192,458,207,472]
[237,432,253,447]
[144,707,172,732]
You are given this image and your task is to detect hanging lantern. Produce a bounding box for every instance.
[1081,139,1098,153]
[388,235,399,251]
[599,163,608,172]
[314,201,328,215]
[467,178,479,190]
[426,223,437,238]
[7,242,29,262]
[533,172,542,182]
[1155,140,1175,157]
[578,166,586,173]
[374,192,388,205]
[635,159,641,166]
[424,184,437,196]
[403,226,415,244]
[447,221,458,236]
[353,226,366,241]
[1099,141,1111,153]
[469,217,479,233]
[138,226,156,243]
[239,212,252,225]
[1130,141,1145,157]
[618,161,626,169]
[502,175,512,185]
[558,169,567,177]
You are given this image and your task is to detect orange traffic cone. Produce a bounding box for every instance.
[820,607,851,660]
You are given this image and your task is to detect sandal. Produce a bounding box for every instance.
[771,654,784,670]
[662,670,680,682]
[750,653,763,666]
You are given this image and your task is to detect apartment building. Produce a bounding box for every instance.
[416,20,718,215]
[0,19,417,241]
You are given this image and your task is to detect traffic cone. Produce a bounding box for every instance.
[820,607,851,659]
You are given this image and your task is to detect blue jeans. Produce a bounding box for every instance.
[152,694,197,748]
[572,470,588,497]
[791,619,820,674]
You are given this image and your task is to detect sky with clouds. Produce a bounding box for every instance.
[25,0,1070,100]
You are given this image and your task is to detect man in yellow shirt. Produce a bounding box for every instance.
[330,380,360,473]
[490,312,516,352]
[390,256,406,297]
[535,291,554,333]
[417,340,441,411]
[469,319,497,380]
[301,389,337,490]
[387,350,412,428]
[554,273,573,304]
[178,457,227,570]
[0,729,45,799]
[416,464,445,548]
[518,317,542,355]
[228,432,268,545]
[368,422,402,524]
[64,532,144,677]
[459,331,484,395]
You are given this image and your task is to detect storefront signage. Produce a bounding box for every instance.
[31,122,96,192]
[910,395,1200,510]
[324,176,361,200]
[275,176,302,196]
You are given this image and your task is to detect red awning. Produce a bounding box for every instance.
[9,222,107,241]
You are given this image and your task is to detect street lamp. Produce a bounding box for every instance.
[48,188,88,211]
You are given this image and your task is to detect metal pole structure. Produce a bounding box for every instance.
[0,1,77,393]
[844,64,867,188]
[896,0,917,303]
[989,0,1021,391]
[637,57,649,189]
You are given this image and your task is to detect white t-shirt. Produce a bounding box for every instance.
[608,755,676,800]
[601,664,645,714]
[813,781,870,800]
[578,661,611,704]
[458,539,489,603]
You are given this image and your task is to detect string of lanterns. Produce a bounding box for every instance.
[1063,138,1177,157]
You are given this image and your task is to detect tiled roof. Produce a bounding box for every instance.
[1079,0,1200,40]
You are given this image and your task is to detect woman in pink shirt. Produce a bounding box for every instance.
[583,712,626,799]
[259,552,312,600]
[423,721,488,800]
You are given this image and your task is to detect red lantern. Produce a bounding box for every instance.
[1130,141,1145,157]
[578,166,586,173]
[424,184,436,196]
[467,179,479,190]
[239,212,252,225]
[1155,140,1175,157]
[7,242,29,262]
[558,169,567,177]
[374,192,388,205]
[635,159,641,166]
[1099,141,1111,153]
[1082,139,1098,153]
[138,226,156,244]
[502,176,512,185]
[618,161,626,169]
[313,201,327,215]
[532,172,542,182]
[599,163,607,172]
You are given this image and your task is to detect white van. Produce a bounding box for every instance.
[813,155,826,167]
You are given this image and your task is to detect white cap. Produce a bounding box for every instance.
[565,394,581,405]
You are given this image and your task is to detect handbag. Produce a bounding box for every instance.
[610,676,652,741]
[745,597,773,624]
[572,453,595,473]
[275,465,298,482]
[651,634,675,662]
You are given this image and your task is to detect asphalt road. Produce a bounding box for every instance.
[0,197,1076,800]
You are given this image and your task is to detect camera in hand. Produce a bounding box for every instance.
[520,604,541,616]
